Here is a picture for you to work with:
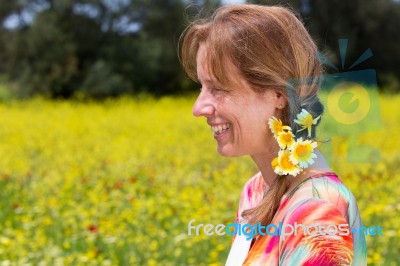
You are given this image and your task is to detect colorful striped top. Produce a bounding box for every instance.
[226,172,367,265]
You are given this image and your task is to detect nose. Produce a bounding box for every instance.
[192,90,215,117]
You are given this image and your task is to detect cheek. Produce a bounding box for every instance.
[241,120,267,145]
[246,108,274,141]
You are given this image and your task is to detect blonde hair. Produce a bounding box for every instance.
[180,4,324,227]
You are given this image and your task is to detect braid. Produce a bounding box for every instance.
[285,81,324,139]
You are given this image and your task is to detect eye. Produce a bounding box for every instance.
[211,87,225,94]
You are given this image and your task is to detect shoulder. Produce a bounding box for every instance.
[288,172,359,222]
[310,172,362,223]
[310,172,354,203]
[279,198,355,265]
[282,197,350,226]
[277,173,367,265]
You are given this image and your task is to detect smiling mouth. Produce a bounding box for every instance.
[211,123,231,136]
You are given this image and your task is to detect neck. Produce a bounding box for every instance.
[250,146,279,187]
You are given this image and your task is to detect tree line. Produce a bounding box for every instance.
[0,0,399,99]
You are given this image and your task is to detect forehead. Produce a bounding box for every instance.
[196,44,212,84]
[196,43,240,88]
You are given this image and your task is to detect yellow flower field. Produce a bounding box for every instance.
[0,94,398,265]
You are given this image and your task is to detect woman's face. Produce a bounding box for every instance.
[193,44,286,157]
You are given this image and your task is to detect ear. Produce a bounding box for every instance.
[274,90,288,110]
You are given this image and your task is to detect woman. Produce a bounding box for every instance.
[180,4,367,266]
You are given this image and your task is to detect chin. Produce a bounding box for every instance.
[217,145,242,157]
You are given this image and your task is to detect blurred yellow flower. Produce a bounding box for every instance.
[0,95,396,264]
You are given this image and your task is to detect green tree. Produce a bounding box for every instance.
[248,0,400,90]
[308,0,400,90]
[0,0,223,98]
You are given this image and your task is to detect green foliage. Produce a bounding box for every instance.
[307,0,400,81]
[0,0,399,97]
[0,0,219,98]
[248,0,400,90]
[6,10,79,97]
[82,60,131,98]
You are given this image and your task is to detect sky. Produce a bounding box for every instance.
[222,0,246,4]
[3,0,248,30]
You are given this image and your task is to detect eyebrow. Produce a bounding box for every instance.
[198,77,213,85]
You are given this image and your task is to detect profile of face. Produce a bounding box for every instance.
[193,44,287,157]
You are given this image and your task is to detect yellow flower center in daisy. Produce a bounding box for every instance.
[280,151,296,170]
[277,130,295,149]
[282,133,292,143]
[295,143,311,158]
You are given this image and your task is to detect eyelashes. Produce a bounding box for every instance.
[199,86,230,96]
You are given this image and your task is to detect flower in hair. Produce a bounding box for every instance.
[274,149,301,176]
[294,109,321,137]
[277,127,295,149]
[269,112,318,177]
[289,138,318,168]
[268,117,283,139]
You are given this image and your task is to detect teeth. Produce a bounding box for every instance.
[211,123,231,135]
